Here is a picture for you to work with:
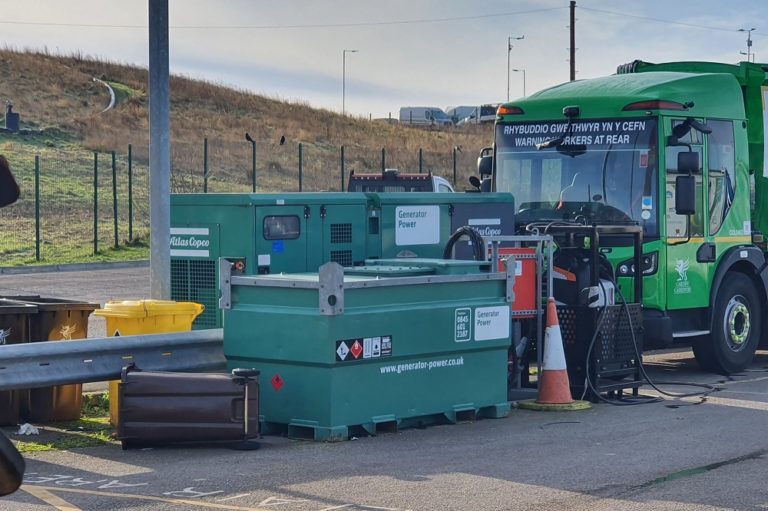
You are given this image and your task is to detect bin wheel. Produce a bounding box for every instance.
[232,368,260,379]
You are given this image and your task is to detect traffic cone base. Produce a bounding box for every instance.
[516,398,591,411]
[537,370,573,404]
[517,297,591,412]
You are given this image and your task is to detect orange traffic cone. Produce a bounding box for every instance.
[517,298,591,411]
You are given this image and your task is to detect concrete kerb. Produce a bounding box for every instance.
[0,260,149,275]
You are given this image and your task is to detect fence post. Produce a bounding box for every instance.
[381,147,385,172]
[128,144,133,241]
[298,143,303,192]
[112,151,119,249]
[34,155,40,261]
[419,148,423,173]
[453,147,457,186]
[93,152,98,254]
[203,137,209,193]
[250,139,257,192]
[340,145,345,191]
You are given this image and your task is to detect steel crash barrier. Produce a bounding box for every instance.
[0,329,225,391]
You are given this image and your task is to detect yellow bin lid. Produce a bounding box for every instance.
[94,300,204,319]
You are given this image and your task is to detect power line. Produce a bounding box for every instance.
[0,7,565,30]
[579,5,764,36]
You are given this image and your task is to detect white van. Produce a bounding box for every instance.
[457,104,499,125]
[446,106,477,124]
[399,107,453,127]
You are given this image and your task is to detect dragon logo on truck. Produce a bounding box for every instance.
[674,259,691,295]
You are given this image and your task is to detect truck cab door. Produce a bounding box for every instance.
[664,119,709,310]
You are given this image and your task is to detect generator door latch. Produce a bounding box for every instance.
[304,205,311,219]
[320,205,327,219]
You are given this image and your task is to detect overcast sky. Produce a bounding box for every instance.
[0,1,765,118]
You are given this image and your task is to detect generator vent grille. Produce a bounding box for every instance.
[171,259,218,329]
[330,250,353,267]
[330,223,353,244]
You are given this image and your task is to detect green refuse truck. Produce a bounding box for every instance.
[478,59,768,374]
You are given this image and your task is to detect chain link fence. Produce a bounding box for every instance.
[0,138,482,265]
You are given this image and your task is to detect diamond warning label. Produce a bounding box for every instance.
[271,374,285,391]
[336,336,392,362]
[350,340,363,359]
[336,341,350,361]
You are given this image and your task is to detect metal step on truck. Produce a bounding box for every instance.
[477,59,768,375]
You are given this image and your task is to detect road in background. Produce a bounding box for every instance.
[0,265,151,338]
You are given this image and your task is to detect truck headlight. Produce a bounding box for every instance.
[617,251,658,276]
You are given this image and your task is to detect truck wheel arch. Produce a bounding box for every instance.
[709,245,768,344]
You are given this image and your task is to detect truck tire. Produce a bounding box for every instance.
[693,273,760,374]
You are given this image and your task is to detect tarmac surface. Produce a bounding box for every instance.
[1,264,767,510]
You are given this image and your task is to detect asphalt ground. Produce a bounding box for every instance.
[1,265,767,510]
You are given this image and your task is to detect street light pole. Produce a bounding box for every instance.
[507,35,524,102]
[512,68,526,97]
[342,49,358,115]
[739,28,756,62]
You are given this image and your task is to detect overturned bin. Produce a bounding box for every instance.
[94,300,205,426]
[221,258,514,441]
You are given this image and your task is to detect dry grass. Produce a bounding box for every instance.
[0,48,493,192]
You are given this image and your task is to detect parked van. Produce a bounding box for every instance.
[446,106,477,124]
[399,107,453,127]
[457,104,499,125]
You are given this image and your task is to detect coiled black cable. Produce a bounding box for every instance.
[443,226,486,261]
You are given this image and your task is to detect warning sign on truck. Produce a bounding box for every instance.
[499,118,656,151]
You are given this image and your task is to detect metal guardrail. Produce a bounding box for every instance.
[0,329,225,391]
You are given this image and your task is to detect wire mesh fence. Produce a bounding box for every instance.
[0,138,483,266]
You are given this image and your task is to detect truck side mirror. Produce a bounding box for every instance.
[675,175,696,215]
[677,151,699,174]
[477,155,492,176]
[0,431,25,496]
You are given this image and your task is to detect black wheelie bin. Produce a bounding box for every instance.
[0,300,37,426]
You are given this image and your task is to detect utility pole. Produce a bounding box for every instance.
[739,28,756,63]
[507,35,524,102]
[148,0,171,299]
[569,1,576,81]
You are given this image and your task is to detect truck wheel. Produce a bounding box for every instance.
[693,273,761,374]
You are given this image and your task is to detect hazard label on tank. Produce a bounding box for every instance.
[350,340,363,359]
[336,336,392,362]
[336,341,350,361]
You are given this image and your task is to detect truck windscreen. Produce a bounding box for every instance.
[495,117,659,237]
